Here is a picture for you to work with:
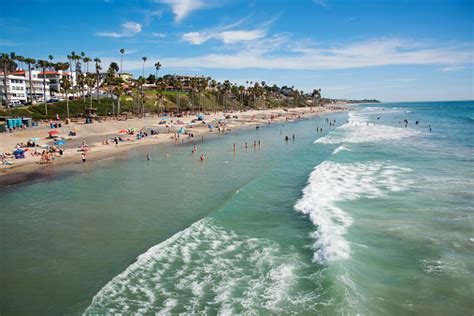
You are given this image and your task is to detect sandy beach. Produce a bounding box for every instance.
[0,105,346,185]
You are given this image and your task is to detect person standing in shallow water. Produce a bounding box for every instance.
[200,154,205,162]
[81,153,86,163]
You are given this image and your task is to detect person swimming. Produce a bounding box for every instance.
[200,154,205,162]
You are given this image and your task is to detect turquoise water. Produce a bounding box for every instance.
[1,101,473,315]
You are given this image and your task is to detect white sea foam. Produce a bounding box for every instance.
[332,145,351,155]
[84,219,322,314]
[315,111,420,145]
[294,161,412,264]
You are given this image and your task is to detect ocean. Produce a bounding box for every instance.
[0,101,473,315]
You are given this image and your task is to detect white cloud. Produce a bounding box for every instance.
[96,21,142,38]
[101,38,473,72]
[313,0,328,7]
[219,30,266,44]
[182,32,211,45]
[183,29,266,45]
[159,0,206,22]
[152,32,166,38]
[165,38,474,70]
[441,65,465,72]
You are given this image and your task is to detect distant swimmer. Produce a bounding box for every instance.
[233,143,236,151]
[258,140,261,146]
[292,134,295,140]
[146,154,151,161]
[285,136,289,142]
[416,120,419,125]
[200,154,205,162]
[245,142,248,149]
[165,152,169,158]
[256,126,260,130]
[429,124,432,132]
[253,140,257,148]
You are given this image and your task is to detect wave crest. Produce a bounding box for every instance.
[294,161,412,263]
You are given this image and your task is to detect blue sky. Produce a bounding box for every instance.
[1,0,473,101]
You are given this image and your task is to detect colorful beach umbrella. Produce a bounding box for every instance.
[48,130,59,135]
[54,140,67,146]
[119,129,128,134]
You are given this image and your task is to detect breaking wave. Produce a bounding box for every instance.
[85,219,326,315]
[294,161,412,263]
[315,111,420,145]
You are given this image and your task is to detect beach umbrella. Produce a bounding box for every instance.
[119,129,128,134]
[48,130,59,135]
[54,140,67,146]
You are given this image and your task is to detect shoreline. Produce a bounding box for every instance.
[0,105,347,187]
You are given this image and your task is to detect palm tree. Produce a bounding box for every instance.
[154,61,161,81]
[83,57,91,74]
[94,58,101,103]
[60,76,72,119]
[156,78,166,115]
[85,73,96,109]
[174,78,182,114]
[1,53,11,107]
[36,59,50,115]
[80,52,85,72]
[15,55,25,70]
[119,48,125,78]
[140,57,147,117]
[105,62,119,116]
[25,58,36,103]
[115,84,124,118]
[142,56,147,78]
[48,55,54,70]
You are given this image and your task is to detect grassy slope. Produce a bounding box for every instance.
[0,91,307,120]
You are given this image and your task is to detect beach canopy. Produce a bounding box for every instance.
[119,129,128,134]
[48,130,59,135]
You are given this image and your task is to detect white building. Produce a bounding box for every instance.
[34,70,76,93]
[1,72,51,107]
